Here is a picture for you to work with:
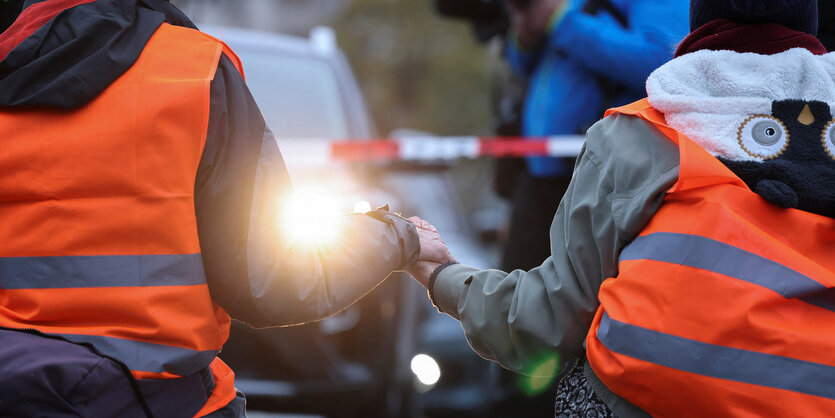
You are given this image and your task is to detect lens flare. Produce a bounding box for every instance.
[282,190,342,245]
[521,354,559,396]
[353,200,372,214]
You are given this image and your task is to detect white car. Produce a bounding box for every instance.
[201,25,501,417]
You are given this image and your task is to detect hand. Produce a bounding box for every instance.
[407,216,456,263]
[406,217,457,289]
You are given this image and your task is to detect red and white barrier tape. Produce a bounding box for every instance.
[276,135,585,167]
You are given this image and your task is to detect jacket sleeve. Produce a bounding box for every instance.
[430,114,680,374]
[194,55,420,328]
[548,0,689,90]
[504,37,542,79]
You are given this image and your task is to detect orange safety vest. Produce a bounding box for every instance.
[0,23,243,416]
[586,99,835,417]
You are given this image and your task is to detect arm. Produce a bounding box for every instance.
[427,114,680,374]
[195,55,419,328]
[548,0,689,89]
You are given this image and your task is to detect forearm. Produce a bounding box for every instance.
[429,114,681,375]
[245,208,419,327]
[196,55,419,327]
[432,260,598,375]
[240,134,418,326]
[430,148,610,374]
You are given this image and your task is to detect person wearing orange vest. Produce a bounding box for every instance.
[0,1,423,417]
[410,0,835,416]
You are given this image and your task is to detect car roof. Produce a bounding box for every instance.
[199,25,333,60]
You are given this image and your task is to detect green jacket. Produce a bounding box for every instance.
[431,113,679,415]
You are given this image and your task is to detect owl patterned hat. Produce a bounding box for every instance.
[647,48,835,217]
[690,0,818,35]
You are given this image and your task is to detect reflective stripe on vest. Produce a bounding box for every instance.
[0,23,238,414]
[621,232,835,312]
[586,99,835,417]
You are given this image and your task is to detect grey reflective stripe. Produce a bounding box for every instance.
[0,254,206,289]
[597,313,835,400]
[55,333,218,376]
[620,232,835,312]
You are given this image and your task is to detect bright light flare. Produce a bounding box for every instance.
[410,354,441,386]
[353,200,372,214]
[282,190,342,245]
[521,354,559,396]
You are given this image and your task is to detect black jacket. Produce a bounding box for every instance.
[0,0,419,329]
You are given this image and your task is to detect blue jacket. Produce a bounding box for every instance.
[506,0,689,177]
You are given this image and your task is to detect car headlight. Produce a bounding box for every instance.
[282,189,344,245]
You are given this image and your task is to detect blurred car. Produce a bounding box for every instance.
[200,24,508,417]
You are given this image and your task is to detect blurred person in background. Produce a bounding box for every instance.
[434,1,687,414]
[499,0,688,272]
[411,0,835,416]
[434,3,558,415]
[0,0,422,416]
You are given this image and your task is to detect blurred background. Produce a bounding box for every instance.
[164,0,691,417]
[169,1,550,417]
[163,2,834,417]
[175,0,495,136]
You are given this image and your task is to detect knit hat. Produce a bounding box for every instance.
[690,0,818,35]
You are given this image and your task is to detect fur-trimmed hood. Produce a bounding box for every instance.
[647,48,835,218]
[647,48,835,161]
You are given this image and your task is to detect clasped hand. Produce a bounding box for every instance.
[406,216,457,288]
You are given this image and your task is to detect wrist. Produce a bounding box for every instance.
[427,261,459,313]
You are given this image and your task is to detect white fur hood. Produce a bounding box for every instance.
[646,48,835,161]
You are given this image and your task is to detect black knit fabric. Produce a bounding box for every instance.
[690,0,818,35]
[720,100,835,219]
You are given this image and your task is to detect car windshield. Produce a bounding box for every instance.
[237,51,350,139]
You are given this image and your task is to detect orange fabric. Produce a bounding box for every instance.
[194,358,237,417]
[0,23,236,415]
[198,30,245,80]
[586,316,834,418]
[0,25,220,256]
[132,370,182,380]
[587,100,835,416]
[0,286,230,351]
[606,99,747,193]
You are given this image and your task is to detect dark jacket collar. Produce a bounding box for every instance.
[0,0,195,109]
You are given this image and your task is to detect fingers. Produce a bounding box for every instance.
[407,216,426,229]
[415,226,445,246]
[408,216,439,233]
[409,216,453,262]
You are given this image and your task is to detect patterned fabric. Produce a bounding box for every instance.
[555,357,616,418]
